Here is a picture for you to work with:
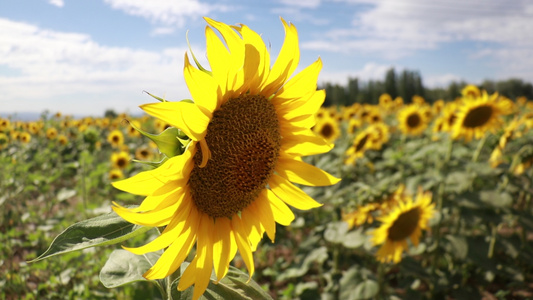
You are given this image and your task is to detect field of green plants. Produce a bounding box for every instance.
[2,88,533,299]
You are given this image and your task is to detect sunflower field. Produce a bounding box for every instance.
[2,84,533,300]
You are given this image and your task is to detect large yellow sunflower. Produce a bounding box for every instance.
[371,189,435,263]
[111,18,339,299]
[397,104,428,136]
[452,91,512,142]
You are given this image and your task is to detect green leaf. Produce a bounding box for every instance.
[125,120,187,158]
[342,227,366,249]
[29,210,153,262]
[171,263,272,300]
[100,249,162,288]
[444,235,468,260]
[353,279,379,299]
[324,221,349,244]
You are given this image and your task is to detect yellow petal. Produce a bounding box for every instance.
[112,201,179,227]
[231,217,255,281]
[254,190,276,242]
[276,157,340,186]
[213,217,236,282]
[265,189,295,226]
[130,181,185,213]
[142,207,199,279]
[261,18,300,96]
[274,57,322,102]
[204,17,245,94]
[269,174,322,210]
[240,202,263,251]
[190,214,214,300]
[233,24,270,94]
[281,129,332,156]
[140,101,210,141]
[184,53,219,113]
[111,154,185,195]
[123,199,192,255]
[205,26,231,97]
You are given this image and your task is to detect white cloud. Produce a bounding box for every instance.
[424,73,464,88]
[103,0,228,28]
[0,18,195,115]
[307,0,533,57]
[150,27,176,36]
[279,0,321,9]
[48,0,64,7]
[319,62,398,85]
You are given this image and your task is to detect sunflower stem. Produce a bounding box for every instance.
[487,223,498,258]
[471,135,487,163]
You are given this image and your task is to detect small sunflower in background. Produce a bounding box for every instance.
[412,95,426,105]
[371,188,435,263]
[378,93,393,111]
[347,118,363,135]
[109,169,124,180]
[461,84,481,99]
[46,127,58,140]
[368,123,390,148]
[107,129,124,148]
[0,118,11,132]
[345,128,375,165]
[111,151,130,169]
[367,109,383,125]
[452,91,512,142]
[0,133,8,149]
[397,104,429,136]
[135,145,154,161]
[57,134,68,146]
[343,202,381,229]
[432,99,445,115]
[127,120,142,137]
[19,132,31,144]
[111,17,339,300]
[313,116,340,143]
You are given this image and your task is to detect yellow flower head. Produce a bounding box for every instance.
[0,132,8,149]
[111,151,130,169]
[135,145,154,161]
[461,84,481,99]
[397,104,429,136]
[46,127,58,140]
[452,91,512,142]
[111,17,339,300]
[371,188,435,263]
[109,168,124,180]
[313,116,340,143]
[19,131,31,144]
[57,134,68,146]
[0,118,11,132]
[107,129,124,148]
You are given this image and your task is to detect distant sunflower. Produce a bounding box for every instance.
[371,189,435,263]
[111,151,130,169]
[461,84,481,99]
[107,129,124,148]
[46,127,58,140]
[347,118,362,135]
[0,118,10,132]
[345,128,374,165]
[57,134,68,146]
[109,169,124,180]
[313,116,340,143]
[379,93,393,110]
[397,105,428,136]
[0,133,8,149]
[19,132,31,144]
[452,91,511,142]
[343,202,381,229]
[128,120,142,137]
[368,123,390,148]
[412,95,425,105]
[135,145,153,161]
[111,17,339,300]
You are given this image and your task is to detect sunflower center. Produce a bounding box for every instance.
[462,105,493,128]
[117,158,127,168]
[355,134,369,152]
[406,113,421,128]
[387,207,421,241]
[189,95,281,219]
[320,123,334,139]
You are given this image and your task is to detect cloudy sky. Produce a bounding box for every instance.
[1,0,532,116]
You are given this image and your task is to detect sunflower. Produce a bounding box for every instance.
[461,84,481,99]
[0,133,8,149]
[345,127,375,165]
[371,188,435,263]
[127,120,142,137]
[397,104,428,136]
[343,202,381,229]
[0,118,10,132]
[313,116,340,143]
[109,169,124,180]
[111,151,130,169]
[57,134,68,146]
[46,127,58,140]
[379,93,393,111]
[107,129,124,148]
[135,145,154,161]
[347,118,362,135]
[19,131,31,144]
[111,17,339,300]
[412,95,425,105]
[452,91,512,142]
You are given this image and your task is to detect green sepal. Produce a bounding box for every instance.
[186,30,212,76]
[143,90,167,102]
[126,120,186,158]
[132,156,169,168]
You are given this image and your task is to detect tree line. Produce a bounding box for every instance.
[321,68,533,107]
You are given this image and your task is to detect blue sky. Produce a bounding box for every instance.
[1,0,532,116]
